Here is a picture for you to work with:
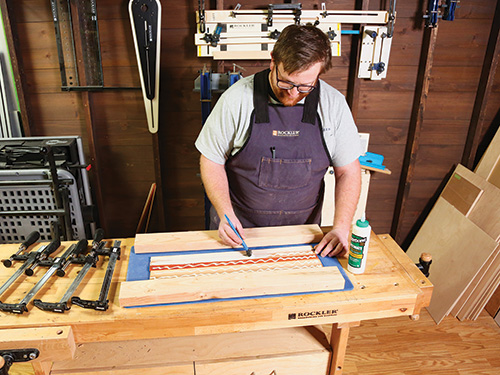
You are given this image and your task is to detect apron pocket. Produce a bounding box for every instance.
[258,157,312,189]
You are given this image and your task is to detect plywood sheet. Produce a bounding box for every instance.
[134,224,324,254]
[441,172,483,215]
[475,126,500,187]
[453,243,500,320]
[455,164,500,241]
[406,198,498,324]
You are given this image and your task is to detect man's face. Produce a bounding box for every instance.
[269,61,322,107]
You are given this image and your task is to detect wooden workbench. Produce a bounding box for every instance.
[0,232,432,375]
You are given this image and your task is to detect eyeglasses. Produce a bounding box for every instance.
[275,65,317,93]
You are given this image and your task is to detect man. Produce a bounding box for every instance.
[195,25,362,257]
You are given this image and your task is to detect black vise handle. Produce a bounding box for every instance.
[0,349,39,375]
[416,252,432,278]
[2,231,40,268]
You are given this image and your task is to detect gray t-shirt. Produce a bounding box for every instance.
[195,73,362,167]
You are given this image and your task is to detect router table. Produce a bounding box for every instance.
[0,231,432,375]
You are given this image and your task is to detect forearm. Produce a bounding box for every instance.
[199,155,233,218]
[333,160,362,231]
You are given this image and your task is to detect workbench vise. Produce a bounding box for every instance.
[0,349,39,375]
[416,252,432,277]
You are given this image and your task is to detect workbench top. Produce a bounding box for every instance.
[0,233,432,344]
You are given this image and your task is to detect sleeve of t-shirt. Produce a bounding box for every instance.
[330,96,363,167]
[195,93,237,165]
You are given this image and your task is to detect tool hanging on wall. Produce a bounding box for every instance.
[129,0,162,134]
[194,3,395,80]
[72,240,122,311]
[49,0,104,89]
[0,239,88,314]
[34,229,106,313]
[424,0,459,27]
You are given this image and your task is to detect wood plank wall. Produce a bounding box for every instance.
[3,0,499,246]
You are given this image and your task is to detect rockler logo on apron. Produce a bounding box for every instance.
[272,130,300,137]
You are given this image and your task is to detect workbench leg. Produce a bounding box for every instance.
[328,322,359,375]
[32,361,52,375]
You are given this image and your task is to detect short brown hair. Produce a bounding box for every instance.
[272,25,332,74]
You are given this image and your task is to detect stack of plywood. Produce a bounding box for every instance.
[407,128,500,324]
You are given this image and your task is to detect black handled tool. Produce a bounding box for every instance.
[24,236,61,276]
[2,231,40,268]
[34,230,106,313]
[25,222,61,276]
[72,240,121,311]
[0,240,87,314]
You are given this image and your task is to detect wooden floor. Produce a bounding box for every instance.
[343,309,500,375]
[9,309,500,375]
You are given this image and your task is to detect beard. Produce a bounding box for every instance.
[274,89,309,107]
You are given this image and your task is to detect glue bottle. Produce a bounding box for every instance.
[347,214,371,274]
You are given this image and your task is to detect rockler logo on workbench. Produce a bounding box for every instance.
[273,130,300,137]
[288,309,338,320]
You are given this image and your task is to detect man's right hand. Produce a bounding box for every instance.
[219,213,246,247]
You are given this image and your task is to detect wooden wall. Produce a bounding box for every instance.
[2,0,499,247]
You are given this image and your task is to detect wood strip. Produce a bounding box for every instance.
[0,326,75,363]
[461,0,500,169]
[119,266,345,307]
[134,224,324,253]
[406,197,498,324]
[149,246,321,279]
[136,183,157,233]
[152,133,166,231]
[391,26,439,243]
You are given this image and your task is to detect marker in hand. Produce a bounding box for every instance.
[224,214,252,257]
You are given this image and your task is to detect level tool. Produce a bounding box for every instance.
[72,240,121,311]
[129,0,162,133]
[0,240,87,314]
[34,229,106,313]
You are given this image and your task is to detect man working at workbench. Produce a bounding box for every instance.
[195,25,362,258]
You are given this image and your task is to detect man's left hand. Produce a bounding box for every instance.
[314,228,349,258]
